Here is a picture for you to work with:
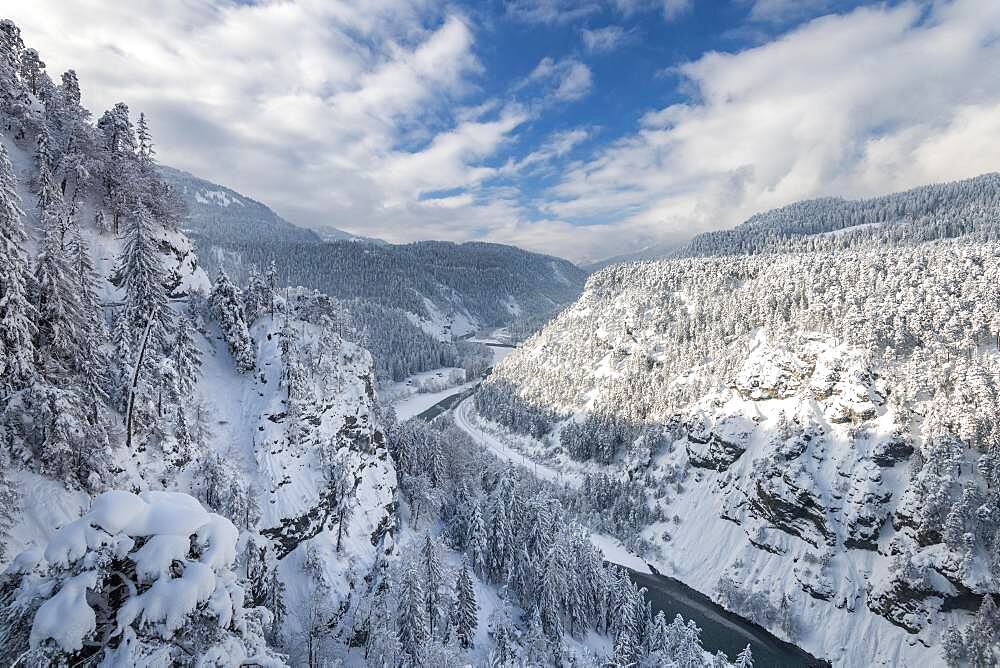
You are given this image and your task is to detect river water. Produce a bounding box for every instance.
[627,567,829,666]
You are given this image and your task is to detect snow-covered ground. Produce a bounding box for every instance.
[408,297,479,341]
[392,378,482,421]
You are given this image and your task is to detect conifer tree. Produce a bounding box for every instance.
[734,644,754,668]
[33,192,82,380]
[0,464,19,563]
[0,19,24,111]
[68,225,110,409]
[0,144,36,398]
[454,558,478,649]
[18,47,44,96]
[942,624,966,667]
[268,569,288,646]
[211,268,256,372]
[421,531,445,637]
[119,204,169,346]
[466,500,488,575]
[173,313,202,395]
[398,562,429,658]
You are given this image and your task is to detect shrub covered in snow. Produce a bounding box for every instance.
[0,490,285,666]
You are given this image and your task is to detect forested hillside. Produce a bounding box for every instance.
[162,163,589,384]
[203,236,588,335]
[474,232,1000,665]
[681,173,1000,257]
[162,164,588,344]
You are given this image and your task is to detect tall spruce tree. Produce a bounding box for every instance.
[173,313,202,395]
[0,144,36,398]
[454,558,479,649]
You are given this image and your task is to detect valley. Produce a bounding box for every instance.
[2,7,1000,668]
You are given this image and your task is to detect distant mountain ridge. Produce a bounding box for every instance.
[681,171,1000,257]
[161,165,587,341]
[159,165,324,244]
[594,172,1000,267]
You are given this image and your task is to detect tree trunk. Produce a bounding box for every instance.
[125,309,157,452]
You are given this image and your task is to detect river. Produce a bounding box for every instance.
[627,566,829,666]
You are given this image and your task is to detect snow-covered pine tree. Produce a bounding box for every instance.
[136,111,154,174]
[421,531,446,637]
[0,491,283,666]
[173,312,202,395]
[97,102,136,233]
[268,569,288,646]
[18,47,44,96]
[0,462,19,563]
[454,558,478,649]
[398,561,429,659]
[942,624,965,667]
[173,403,194,466]
[33,183,81,379]
[211,268,256,372]
[613,592,641,667]
[109,309,133,410]
[466,499,488,575]
[118,204,170,347]
[0,19,25,112]
[244,263,273,323]
[68,225,110,409]
[487,594,516,666]
[965,594,999,666]
[734,644,754,668]
[0,143,36,398]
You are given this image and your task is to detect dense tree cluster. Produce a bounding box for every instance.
[381,415,726,666]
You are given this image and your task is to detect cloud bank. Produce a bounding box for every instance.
[7,0,1000,263]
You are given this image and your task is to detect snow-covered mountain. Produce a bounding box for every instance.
[159,166,587,344]
[160,165,345,247]
[201,235,588,340]
[679,173,1000,258]
[473,240,1000,665]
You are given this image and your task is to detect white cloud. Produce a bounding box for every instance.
[538,0,1000,261]
[748,0,831,24]
[8,0,1000,265]
[523,57,594,102]
[5,1,542,248]
[582,25,629,52]
[508,0,691,24]
[613,0,692,21]
[505,0,602,24]
[503,127,592,175]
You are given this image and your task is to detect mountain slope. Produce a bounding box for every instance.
[211,237,589,339]
[161,165,588,341]
[681,172,1000,258]
[472,240,1000,665]
[159,165,325,246]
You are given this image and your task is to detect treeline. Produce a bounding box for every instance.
[682,172,1000,257]
[379,415,744,667]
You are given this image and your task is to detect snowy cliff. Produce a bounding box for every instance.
[474,240,1000,666]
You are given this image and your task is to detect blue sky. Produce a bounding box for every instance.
[9,0,1000,261]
